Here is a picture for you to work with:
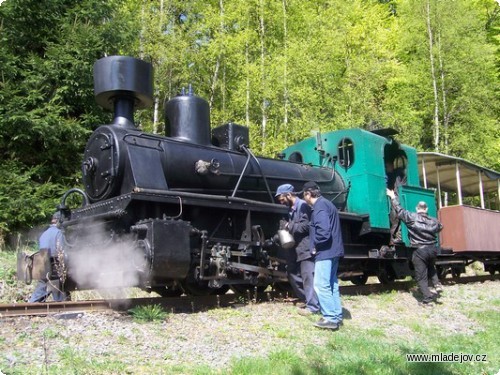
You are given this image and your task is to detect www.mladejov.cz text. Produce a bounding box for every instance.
[406,353,488,363]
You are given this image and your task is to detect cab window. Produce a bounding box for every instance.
[338,138,354,168]
[288,151,303,163]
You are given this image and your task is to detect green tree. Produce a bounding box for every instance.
[0,0,140,239]
[389,0,499,169]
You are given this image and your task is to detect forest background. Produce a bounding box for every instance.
[0,0,498,243]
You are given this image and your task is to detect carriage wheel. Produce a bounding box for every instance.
[451,269,461,278]
[436,265,447,280]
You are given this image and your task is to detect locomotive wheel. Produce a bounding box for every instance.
[273,281,294,293]
[181,280,230,296]
[211,285,230,295]
[377,269,395,284]
[182,280,214,296]
[151,287,183,298]
[350,274,369,286]
[230,284,267,295]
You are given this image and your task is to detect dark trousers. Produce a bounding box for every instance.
[412,245,439,301]
[389,205,402,244]
[284,248,305,301]
[300,258,320,312]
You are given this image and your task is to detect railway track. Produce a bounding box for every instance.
[1,274,497,318]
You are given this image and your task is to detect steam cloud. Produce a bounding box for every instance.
[65,221,148,298]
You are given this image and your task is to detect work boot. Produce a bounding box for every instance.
[297,308,319,316]
[434,283,443,293]
[421,295,436,305]
[313,318,339,330]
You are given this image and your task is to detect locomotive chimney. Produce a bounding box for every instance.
[164,85,211,145]
[93,56,153,128]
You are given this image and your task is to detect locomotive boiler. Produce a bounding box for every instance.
[59,56,347,296]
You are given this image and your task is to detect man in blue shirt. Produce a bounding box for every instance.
[29,212,68,303]
[275,184,319,315]
[302,181,344,330]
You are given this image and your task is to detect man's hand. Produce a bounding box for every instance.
[279,219,288,230]
[386,189,395,200]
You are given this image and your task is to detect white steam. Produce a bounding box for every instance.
[66,222,148,297]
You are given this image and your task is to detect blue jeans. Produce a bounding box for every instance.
[29,280,67,303]
[314,257,342,323]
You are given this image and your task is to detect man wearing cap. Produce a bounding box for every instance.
[302,181,344,330]
[386,189,443,304]
[275,184,320,315]
[29,212,69,302]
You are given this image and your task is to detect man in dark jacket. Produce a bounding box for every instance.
[302,181,344,330]
[275,184,320,315]
[387,189,443,304]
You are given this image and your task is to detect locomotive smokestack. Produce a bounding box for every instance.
[164,86,211,145]
[93,56,153,128]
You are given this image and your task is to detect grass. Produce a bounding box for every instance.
[227,308,499,375]
[128,304,169,322]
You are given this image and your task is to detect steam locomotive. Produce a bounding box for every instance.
[53,56,498,297]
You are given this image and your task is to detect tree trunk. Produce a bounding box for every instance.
[437,31,449,153]
[282,0,288,142]
[246,41,250,127]
[259,0,267,149]
[425,0,440,152]
[209,0,225,110]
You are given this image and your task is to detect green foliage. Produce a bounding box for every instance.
[128,304,169,322]
[0,0,498,240]
[0,0,140,237]
[0,160,66,235]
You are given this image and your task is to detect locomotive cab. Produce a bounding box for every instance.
[281,127,440,284]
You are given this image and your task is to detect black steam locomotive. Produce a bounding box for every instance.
[59,56,347,296]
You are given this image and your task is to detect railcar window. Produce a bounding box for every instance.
[288,152,303,163]
[338,138,354,168]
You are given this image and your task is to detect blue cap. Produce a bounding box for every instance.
[275,184,295,197]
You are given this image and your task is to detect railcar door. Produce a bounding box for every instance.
[397,185,438,247]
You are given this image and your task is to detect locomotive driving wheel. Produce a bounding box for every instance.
[272,281,294,293]
[377,268,396,284]
[230,284,267,295]
[181,279,230,296]
[350,274,369,286]
[151,286,183,298]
